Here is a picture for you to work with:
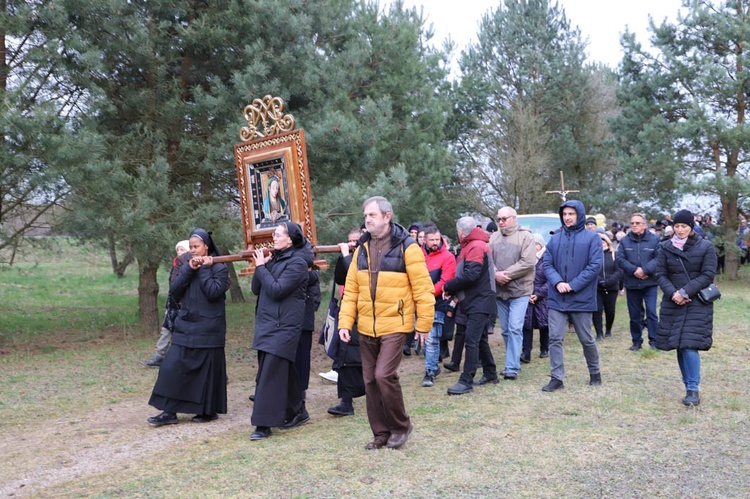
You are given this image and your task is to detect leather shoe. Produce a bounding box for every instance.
[147,412,178,427]
[191,413,218,423]
[403,345,412,356]
[473,375,499,386]
[327,401,354,416]
[542,377,564,392]
[281,408,310,430]
[589,373,602,386]
[443,362,460,372]
[539,350,549,358]
[520,353,531,364]
[248,393,255,402]
[503,372,518,380]
[365,438,388,450]
[447,382,474,395]
[386,423,414,449]
[250,426,272,441]
[629,344,642,351]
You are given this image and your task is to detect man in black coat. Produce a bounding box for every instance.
[616,213,661,351]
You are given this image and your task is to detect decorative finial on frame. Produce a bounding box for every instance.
[240,95,296,141]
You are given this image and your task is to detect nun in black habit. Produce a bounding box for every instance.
[147,228,229,426]
[249,221,310,441]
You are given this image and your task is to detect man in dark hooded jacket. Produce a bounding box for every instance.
[542,200,603,392]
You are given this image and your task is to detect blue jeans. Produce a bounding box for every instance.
[677,349,701,391]
[625,286,658,345]
[424,311,445,374]
[496,296,530,375]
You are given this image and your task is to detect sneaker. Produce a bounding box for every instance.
[141,354,163,367]
[318,370,338,383]
[589,373,602,386]
[421,371,435,387]
[682,390,700,406]
[447,382,474,395]
[542,377,564,392]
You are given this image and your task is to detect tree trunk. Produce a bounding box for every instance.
[225,261,245,303]
[138,262,160,334]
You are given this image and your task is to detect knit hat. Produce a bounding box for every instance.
[408,223,423,233]
[486,221,498,233]
[175,240,190,253]
[585,217,597,225]
[532,233,546,248]
[673,209,694,227]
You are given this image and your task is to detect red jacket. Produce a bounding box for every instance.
[423,239,456,312]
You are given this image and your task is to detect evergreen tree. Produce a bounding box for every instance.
[457,0,616,214]
[614,0,750,279]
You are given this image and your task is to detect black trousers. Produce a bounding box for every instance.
[294,329,313,392]
[522,326,549,356]
[593,289,618,337]
[449,323,466,366]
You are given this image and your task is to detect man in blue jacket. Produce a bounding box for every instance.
[542,200,603,392]
[616,213,661,350]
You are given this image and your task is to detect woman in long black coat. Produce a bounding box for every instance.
[249,221,310,441]
[521,233,549,363]
[654,210,717,407]
[593,234,623,340]
[148,228,229,426]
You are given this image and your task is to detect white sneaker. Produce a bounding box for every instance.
[318,370,338,383]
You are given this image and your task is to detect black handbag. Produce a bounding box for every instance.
[678,258,720,305]
[696,283,721,305]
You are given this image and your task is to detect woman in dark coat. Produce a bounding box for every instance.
[521,233,549,363]
[249,221,310,441]
[593,234,623,340]
[655,210,717,407]
[148,228,229,426]
[327,227,367,416]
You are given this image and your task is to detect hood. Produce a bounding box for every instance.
[290,240,315,267]
[360,222,410,248]
[460,226,489,247]
[558,200,587,233]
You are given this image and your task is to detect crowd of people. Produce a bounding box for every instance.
[142,197,720,450]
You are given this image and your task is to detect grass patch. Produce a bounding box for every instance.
[2,239,750,497]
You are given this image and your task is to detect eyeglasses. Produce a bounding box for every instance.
[630,221,645,226]
[496,216,515,223]
[272,232,287,239]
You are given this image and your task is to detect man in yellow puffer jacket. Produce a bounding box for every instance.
[338,196,435,451]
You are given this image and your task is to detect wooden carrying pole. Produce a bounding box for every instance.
[211,244,345,264]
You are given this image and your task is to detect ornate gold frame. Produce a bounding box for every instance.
[234,96,318,275]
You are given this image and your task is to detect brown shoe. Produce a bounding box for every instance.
[386,423,414,449]
[364,437,388,450]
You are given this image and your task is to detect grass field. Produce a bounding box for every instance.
[1,238,749,497]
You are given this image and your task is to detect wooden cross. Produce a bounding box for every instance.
[545,171,579,203]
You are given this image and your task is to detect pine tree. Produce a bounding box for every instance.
[614,0,750,279]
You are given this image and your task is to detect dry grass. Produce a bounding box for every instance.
[1,244,749,497]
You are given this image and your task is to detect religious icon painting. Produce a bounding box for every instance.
[234,128,317,254]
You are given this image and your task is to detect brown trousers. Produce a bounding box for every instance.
[359,333,411,440]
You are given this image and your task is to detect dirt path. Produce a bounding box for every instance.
[0,370,351,497]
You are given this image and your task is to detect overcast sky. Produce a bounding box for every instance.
[385,0,685,69]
